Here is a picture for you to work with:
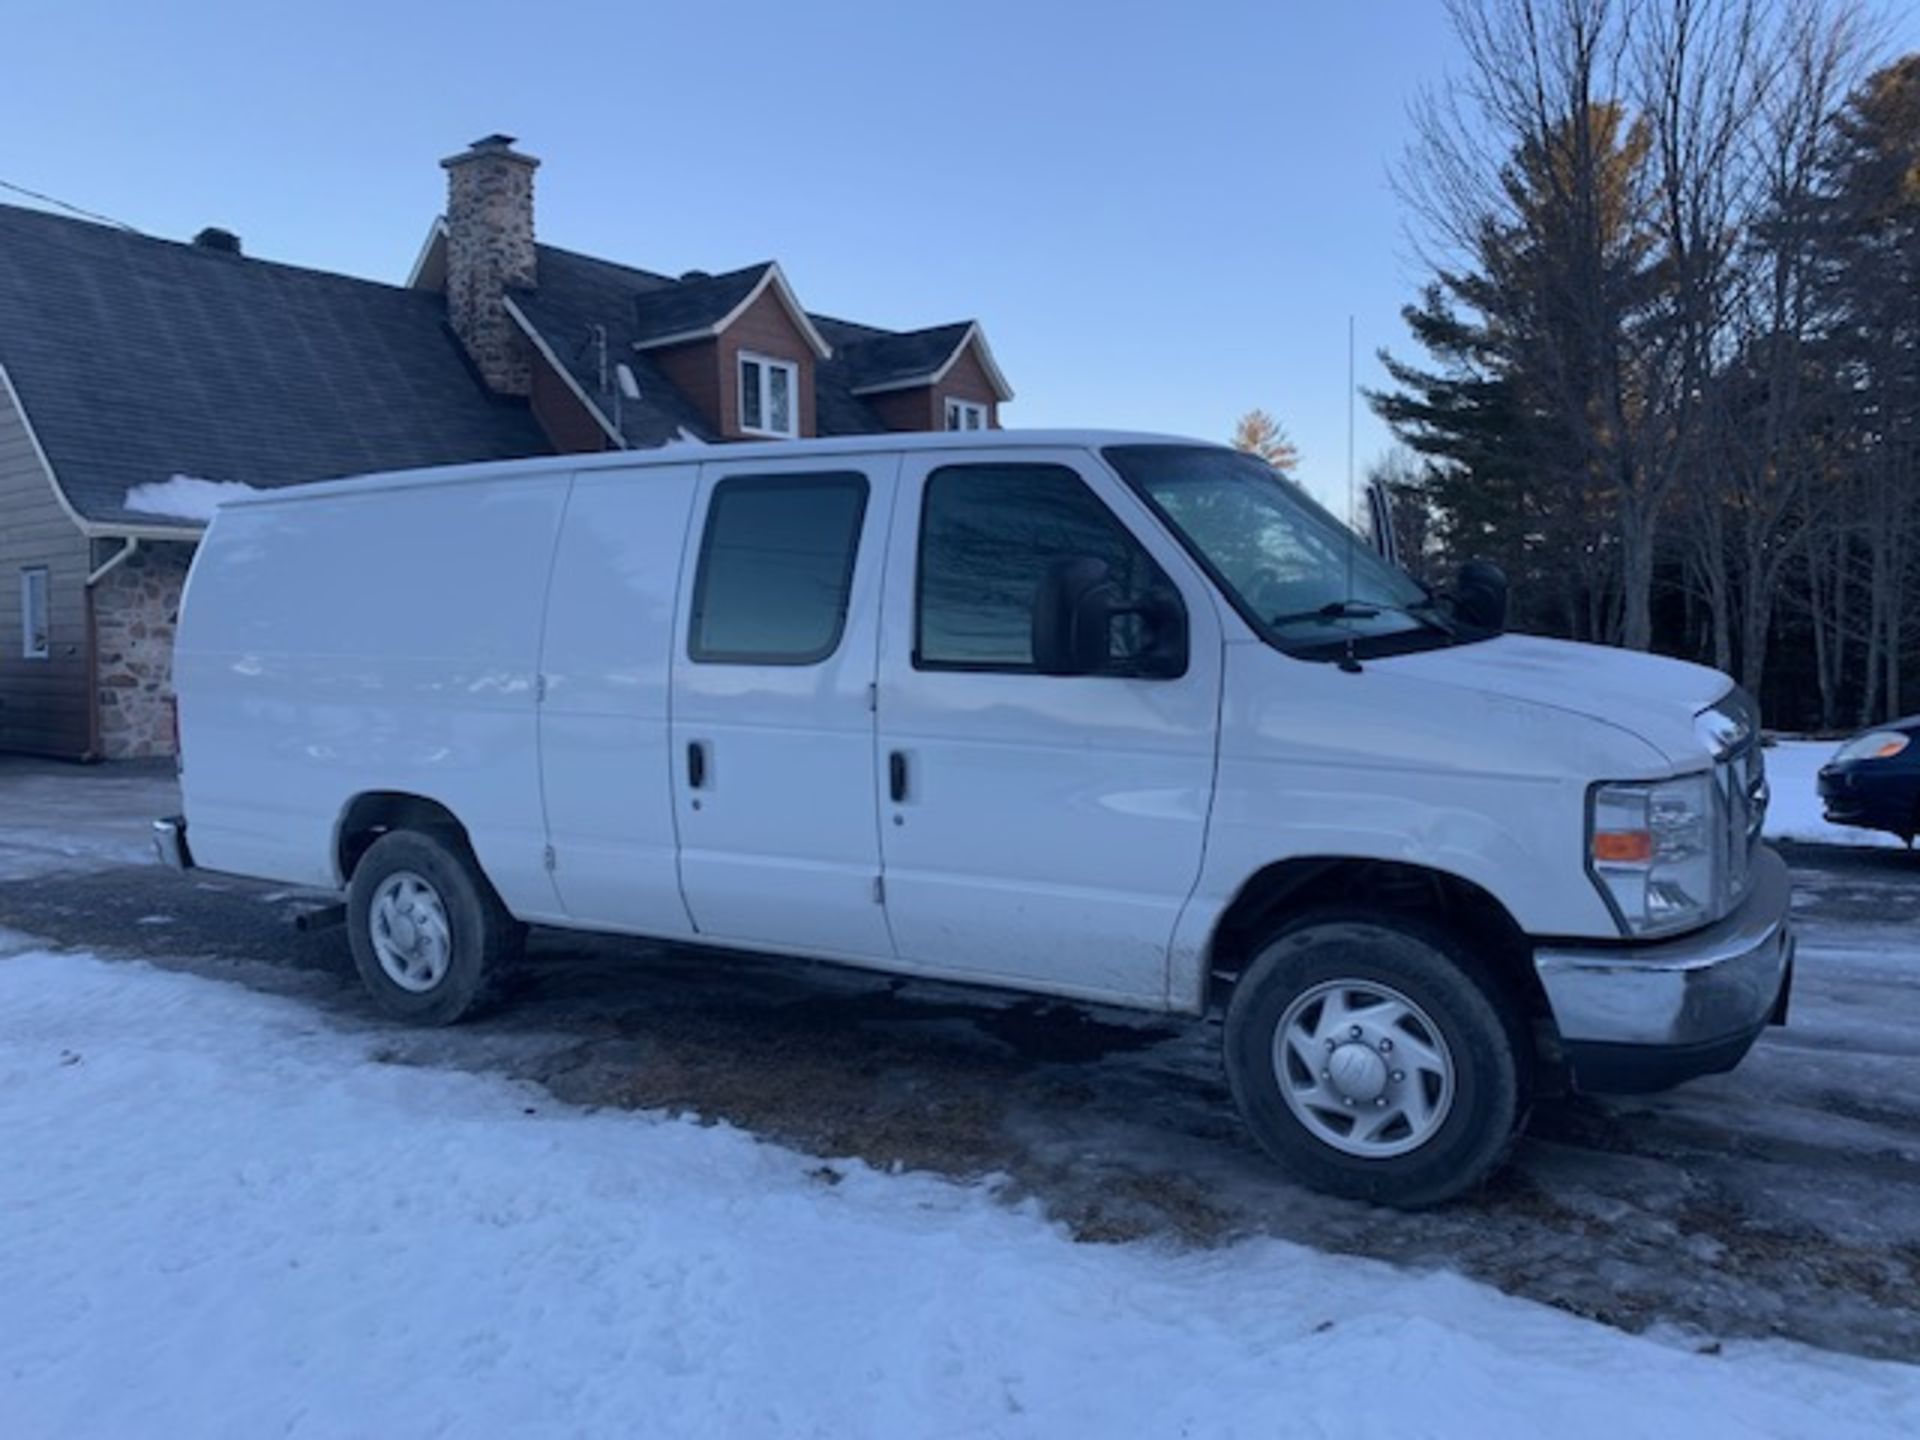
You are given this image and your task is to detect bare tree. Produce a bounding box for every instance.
[1389,0,1885,692]
[1673,0,1870,696]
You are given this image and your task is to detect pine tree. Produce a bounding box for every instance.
[1373,100,1662,643]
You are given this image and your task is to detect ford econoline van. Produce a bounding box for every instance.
[156,431,1792,1205]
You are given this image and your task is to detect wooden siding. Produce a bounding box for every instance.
[651,290,820,441]
[867,386,938,432]
[717,287,817,439]
[530,353,617,454]
[865,339,1004,433]
[652,337,723,433]
[0,378,92,758]
[933,341,1002,429]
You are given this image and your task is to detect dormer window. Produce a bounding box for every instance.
[740,353,798,437]
[944,398,988,431]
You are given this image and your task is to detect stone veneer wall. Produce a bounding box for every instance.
[94,540,195,759]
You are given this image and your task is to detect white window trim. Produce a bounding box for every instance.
[20,566,49,660]
[738,351,801,438]
[944,397,989,432]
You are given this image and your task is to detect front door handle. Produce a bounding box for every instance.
[888,750,908,804]
[687,741,708,790]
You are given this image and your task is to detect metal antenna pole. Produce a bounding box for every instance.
[1347,313,1357,597]
[1342,315,1360,673]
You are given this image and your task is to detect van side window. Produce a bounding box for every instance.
[915,463,1175,673]
[689,473,868,665]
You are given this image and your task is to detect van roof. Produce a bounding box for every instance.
[216,428,1223,510]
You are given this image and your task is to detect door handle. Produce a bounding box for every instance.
[687,741,708,790]
[888,750,908,804]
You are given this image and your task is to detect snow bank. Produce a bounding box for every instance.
[1764,739,1905,849]
[3,949,1916,1438]
[122,474,258,523]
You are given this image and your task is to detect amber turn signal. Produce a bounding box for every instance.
[1593,830,1654,864]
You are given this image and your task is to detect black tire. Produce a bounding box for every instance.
[1223,911,1527,1208]
[345,829,524,1025]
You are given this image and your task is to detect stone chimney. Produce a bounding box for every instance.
[440,134,539,396]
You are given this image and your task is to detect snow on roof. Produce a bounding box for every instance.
[123,476,260,524]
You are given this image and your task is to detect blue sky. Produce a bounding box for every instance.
[3,1,1913,510]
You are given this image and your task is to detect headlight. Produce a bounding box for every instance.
[1589,774,1716,937]
[1696,689,1756,760]
[1833,731,1910,763]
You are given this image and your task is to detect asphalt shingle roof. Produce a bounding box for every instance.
[509,246,721,447]
[629,263,771,346]
[828,321,976,393]
[0,199,1003,513]
[0,202,549,528]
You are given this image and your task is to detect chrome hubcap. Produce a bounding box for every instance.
[369,871,452,993]
[1273,979,1457,1158]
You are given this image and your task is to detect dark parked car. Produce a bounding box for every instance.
[1818,719,1920,843]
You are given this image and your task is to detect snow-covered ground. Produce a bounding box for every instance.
[1764,739,1906,849]
[5,758,1920,1427]
[3,944,1917,1438]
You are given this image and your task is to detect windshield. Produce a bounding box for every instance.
[1105,445,1452,658]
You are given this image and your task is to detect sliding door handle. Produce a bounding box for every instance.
[888,750,909,804]
[687,741,708,790]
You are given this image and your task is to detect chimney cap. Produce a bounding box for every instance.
[192,227,242,255]
[442,133,539,170]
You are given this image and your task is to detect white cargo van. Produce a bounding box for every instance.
[157,431,1791,1205]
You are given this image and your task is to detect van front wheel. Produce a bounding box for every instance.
[346,830,522,1025]
[1224,914,1524,1207]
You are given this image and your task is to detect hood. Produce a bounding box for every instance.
[1374,634,1732,767]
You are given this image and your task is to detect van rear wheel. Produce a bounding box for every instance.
[1224,913,1524,1208]
[346,829,523,1025]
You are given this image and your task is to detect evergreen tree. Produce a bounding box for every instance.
[1372,102,1661,641]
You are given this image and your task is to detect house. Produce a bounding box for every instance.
[0,134,1014,760]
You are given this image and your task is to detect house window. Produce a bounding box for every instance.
[945,398,988,431]
[20,567,49,660]
[739,353,799,437]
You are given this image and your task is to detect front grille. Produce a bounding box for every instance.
[1699,688,1766,919]
[1715,740,1766,908]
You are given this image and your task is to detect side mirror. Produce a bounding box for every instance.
[1453,560,1508,633]
[1365,477,1400,569]
[1032,557,1187,677]
[1033,557,1121,675]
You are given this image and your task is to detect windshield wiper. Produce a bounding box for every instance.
[1268,598,1457,637]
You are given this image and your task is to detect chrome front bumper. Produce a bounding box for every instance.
[1533,845,1793,1093]
[152,815,193,871]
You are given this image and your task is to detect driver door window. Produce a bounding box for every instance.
[914,463,1175,675]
